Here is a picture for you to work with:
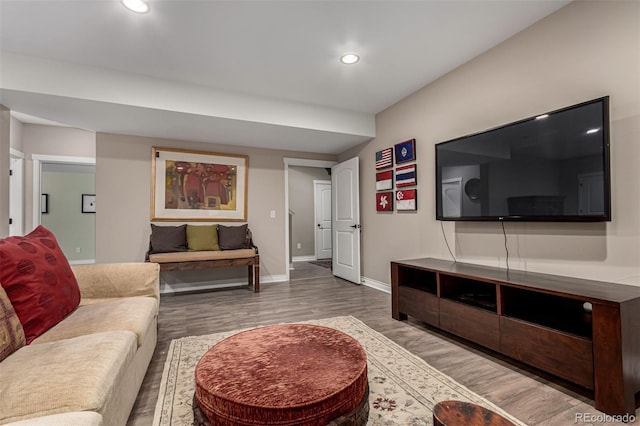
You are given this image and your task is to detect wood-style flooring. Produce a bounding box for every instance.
[127,262,638,426]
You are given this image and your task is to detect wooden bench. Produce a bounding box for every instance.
[146,228,260,292]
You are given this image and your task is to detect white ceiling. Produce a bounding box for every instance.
[0,0,570,154]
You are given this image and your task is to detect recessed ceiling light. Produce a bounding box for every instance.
[586,128,600,134]
[122,0,150,13]
[535,114,549,120]
[340,53,360,65]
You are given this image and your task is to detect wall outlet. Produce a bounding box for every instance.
[75,247,81,253]
[270,210,276,218]
[296,243,301,249]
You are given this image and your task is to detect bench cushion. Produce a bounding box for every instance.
[148,249,257,263]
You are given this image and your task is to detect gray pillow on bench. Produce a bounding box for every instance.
[218,224,248,250]
[150,224,188,253]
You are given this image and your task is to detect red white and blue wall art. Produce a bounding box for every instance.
[394,139,416,164]
[375,148,393,169]
[395,164,416,187]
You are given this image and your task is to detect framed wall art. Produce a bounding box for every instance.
[151,147,248,221]
[396,189,417,211]
[375,147,393,169]
[41,194,49,214]
[376,192,393,212]
[82,194,96,213]
[375,170,393,191]
[394,138,416,164]
[395,164,416,187]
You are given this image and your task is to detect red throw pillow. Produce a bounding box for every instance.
[0,226,81,344]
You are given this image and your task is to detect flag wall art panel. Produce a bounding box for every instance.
[396,189,417,211]
[395,164,416,187]
[375,148,393,170]
[376,192,393,212]
[394,139,416,164]
[376,170,393,191]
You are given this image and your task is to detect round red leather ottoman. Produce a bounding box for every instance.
[194,324,368,426]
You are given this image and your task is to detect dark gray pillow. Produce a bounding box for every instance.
[218,224,248,250]
[150,224,188,254]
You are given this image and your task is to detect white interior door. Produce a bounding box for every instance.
[314,180,332,260]
[331,157,361,284]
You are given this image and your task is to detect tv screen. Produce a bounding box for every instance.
[435,97,610,222]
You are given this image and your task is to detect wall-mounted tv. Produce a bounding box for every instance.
[435,96,610,222]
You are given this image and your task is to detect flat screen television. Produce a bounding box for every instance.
[435,96,610,222]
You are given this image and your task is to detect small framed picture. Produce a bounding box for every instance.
[394,138,416,164]
[41,194,49,214]
[82,194,96,213]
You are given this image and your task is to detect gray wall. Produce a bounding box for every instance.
[95,133,336,281]
[289,166,331,258]
[347,0,640,286]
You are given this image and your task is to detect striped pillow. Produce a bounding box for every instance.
[0,285,25,361]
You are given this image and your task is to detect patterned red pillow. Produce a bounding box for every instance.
[0,225,81,344]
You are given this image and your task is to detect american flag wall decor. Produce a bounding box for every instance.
[376,192,393,211]
[396,189,417,211]
[375,148,393,169]
[375,170,393,191]
[394,139,416,164]
[395,164,416,187]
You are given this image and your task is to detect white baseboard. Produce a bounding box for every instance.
[361,277,391,294]
[292,255,317,262]
[160,274,287,295]
[69,259,96,265]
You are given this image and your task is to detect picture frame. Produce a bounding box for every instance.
[375,147,393,170]
[375,170,393,191]
[396,189,417,211]
[394,138,416,164]
[82,194,96,213]
[376,192,393,212]
[151,147,248,221]
[41,194,49,214]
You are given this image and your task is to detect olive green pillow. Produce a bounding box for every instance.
[186,225,220,251]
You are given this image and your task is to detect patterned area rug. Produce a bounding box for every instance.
[152,316,525,426]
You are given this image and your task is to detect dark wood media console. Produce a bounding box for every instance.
[391,257,640,416]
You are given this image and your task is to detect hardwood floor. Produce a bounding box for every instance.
[127,262,638,426]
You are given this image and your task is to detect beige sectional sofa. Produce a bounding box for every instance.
[0,262,160,426]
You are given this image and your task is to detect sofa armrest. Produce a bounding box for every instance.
[71,262,160,303]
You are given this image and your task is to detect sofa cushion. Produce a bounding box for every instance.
[0,225,80,344]
[149,224,187,254]
[218,224,248,250]
[32,297,157,348]
[148,248,257,263]
[0,331,136,424]
[187,224,220,251]
[0,285,26,362]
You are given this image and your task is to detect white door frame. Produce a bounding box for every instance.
[32,154,95,228]
[9,148,24,236]
[313,179,332,260]
[284,158,336,281]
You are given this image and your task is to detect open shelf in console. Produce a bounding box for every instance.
[501,286,592,339]
[395,265,437,295]
[439,274,497,312]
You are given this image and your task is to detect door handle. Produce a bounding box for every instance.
[350,224,361,229]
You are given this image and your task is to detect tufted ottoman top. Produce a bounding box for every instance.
[194,323,368,426]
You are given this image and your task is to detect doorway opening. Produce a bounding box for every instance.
[33,154,96,264]
[284,158,336,281]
